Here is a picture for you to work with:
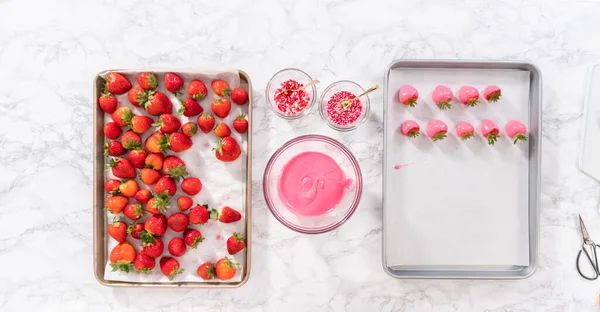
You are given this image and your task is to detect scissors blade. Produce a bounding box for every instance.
[579,214,592,243]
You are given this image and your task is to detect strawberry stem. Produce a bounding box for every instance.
[407,130,419,138]
[461,133,474,140]
[438,101,451,110]
[513,134,527,144]
[466,99,479,107]
[405,99,417,107]
[432,132,447,141]
[488,92,501,103]
[487,133,499,145]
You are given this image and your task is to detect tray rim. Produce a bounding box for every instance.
[93,68,253,288]
[381,59,542,279]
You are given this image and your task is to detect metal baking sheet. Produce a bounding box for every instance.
[93,69,252,287]
[382,60,541,279]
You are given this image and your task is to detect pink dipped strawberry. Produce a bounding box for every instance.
[480,119,500,145]
[458,86,480,107]
[505,120,527,144]
[398,85,418,107]
[455,121,475,140]
[400,120,420,138]
[484,85,502,103]
[432,85,453,110]
[426,120,448,141]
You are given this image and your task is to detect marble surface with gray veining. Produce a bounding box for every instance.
[1,0,600,311]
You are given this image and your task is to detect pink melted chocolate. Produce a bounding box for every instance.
[278,151,350,217]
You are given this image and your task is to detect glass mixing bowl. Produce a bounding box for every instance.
[263,135,363,234]
[265,68,317,119]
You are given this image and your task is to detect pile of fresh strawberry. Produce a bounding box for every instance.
[101,71,248,281]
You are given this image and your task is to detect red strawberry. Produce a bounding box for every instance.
[109,158,136,179]
[127,86,148,107]
[104,122,122,139]
[145,195,169,214]
[164,72,184,95]
[121,130,142,150]
[104,141,126,156]
[214,137,241,162]
[145,153,164,170]
[106,195,128,214]
[119,179,139,197]
[154,176,177,197]
[213,122,231,137]
[127,222,144,239]
[167,133,193,153]
[143,91,172,116]
[233,115,248,134]
[104,179,121,194]
[167,212,189,232]
[215,257,236,280]
[211,79,231,96]
[187,79,207,100]
[160,257,183,280]
[127,149,147,169]
[128,115,153,134]
[106,72,132,95]
[178,98,203,117]
[109,242,135,272]
[226,233,246,255]
[108,219,128,243]
[123,203,144,221]
[163,156,188,177]
[231,88,248,105]
[177,196,193,211]
[134,189,152,204]
[111,107,133,127]
[168,237,187,257]
[181,177,202,196]
[197,262,216,280]
[141,235,164,258]
[137,72,157,90]
[211,98,231,118]
[196,113,215,133]
[183,228,203,248]
[133,253,155,274]
[99,93,118,113]
[145,132,167,153]
[144,213,167,236]
[189,204,209,225]
[210,206,241,223]
[140,168,161,185]
[181,122,197,138]
[154,114,181,134]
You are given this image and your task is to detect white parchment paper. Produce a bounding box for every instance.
[102,69,247,283]
[384,68,530,268]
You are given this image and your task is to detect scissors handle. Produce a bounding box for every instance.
[576,243,600,280]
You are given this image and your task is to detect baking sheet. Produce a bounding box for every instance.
[98,69,248,284]
[579,64,600,182]
[384,66,531,268]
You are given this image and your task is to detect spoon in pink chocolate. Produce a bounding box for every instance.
[276,80,320,97]
[339,85,380,110]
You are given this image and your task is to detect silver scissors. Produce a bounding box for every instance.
[576,214,600,280]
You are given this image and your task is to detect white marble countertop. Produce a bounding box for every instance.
[1,0,600,311]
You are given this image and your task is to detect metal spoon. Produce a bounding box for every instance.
[339,84,380,110]
[276,80,320,97]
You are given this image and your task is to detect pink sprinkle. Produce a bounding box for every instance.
[202,142,210,148]
[326,91,362,126]
[274,79,311,116]
[216,235,222,240]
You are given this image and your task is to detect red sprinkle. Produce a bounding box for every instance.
[274,79,311,116]
[326,91,362,127]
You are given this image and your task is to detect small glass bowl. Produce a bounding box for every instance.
[263,135,363,234]
[319,80,370,131]
[265,68,317,119]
